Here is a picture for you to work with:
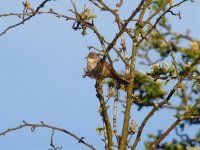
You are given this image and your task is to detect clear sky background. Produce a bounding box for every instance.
[0,1,199,150]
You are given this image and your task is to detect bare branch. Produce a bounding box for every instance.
[88,0,104,10]
[150,118,183,150]
[136,0,190,47]
[0,0,51,36]
[0,121,96,150]
[103,0,146,58]
[151,98,200,149]
[116,0,123,9]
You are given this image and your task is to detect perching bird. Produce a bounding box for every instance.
[84,52,128,85]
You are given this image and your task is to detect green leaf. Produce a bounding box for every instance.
[148,133,157,139]
[167,66,175,73]
[89,14,97,19]
[169,0,173,7]
[152,5,157,11]
[164,80,169,86]
[82,29,87,36]
[96,127,103,135]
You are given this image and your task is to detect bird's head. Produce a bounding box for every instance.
[86,52,100,63]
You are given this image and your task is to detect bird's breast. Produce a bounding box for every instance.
[87,58,98,71]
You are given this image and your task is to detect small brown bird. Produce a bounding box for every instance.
[85,52,128,85]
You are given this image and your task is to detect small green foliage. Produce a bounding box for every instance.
[157,0,164,7]
[166,66,175,75]
[104,78,115,87]
[152,5,157,11]
[194,75,200,89]
[82,28,87,36]
[72,4,97,36]
[134,72,167,106]
[105,71,167,106]
[148,133,157,139]
[179,41,200,60]
[96,127,103,135]
[23,1,32,10]
[149,61,176,80]
[174,114,182,119]
[164,79,169,86]
[151,0,167,12]
[195,129,200,141]
[80,5,97,22]
[169,0,173,7]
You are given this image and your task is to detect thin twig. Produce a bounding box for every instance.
[113,88,120,144]
[103,0,146,58]
[49,130,62,150]
[0,11,76,20]
[88,0,104,10]
[148,22,181,83]
[0,0,51,36]
[136,0,190,47]
[116,0,123,9]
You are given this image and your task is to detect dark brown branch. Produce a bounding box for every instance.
[0,121,96,150]
[150,118,183,150]
[131,87,176,150]
[95,79,113,149]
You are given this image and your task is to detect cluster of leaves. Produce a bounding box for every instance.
[134,0,200,149]
[72,5,97,36]
[23,1,32,10]
[105,71,167,108]
[179,41,200,61]
[185,107,200,125]
[140,0,200,64]
[147,61,175,81]
[133,72,167,107]
[140,31,170,58]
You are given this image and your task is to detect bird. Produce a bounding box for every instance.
[84,52,129,85]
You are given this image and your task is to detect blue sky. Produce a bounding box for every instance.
[0,0,199,150]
